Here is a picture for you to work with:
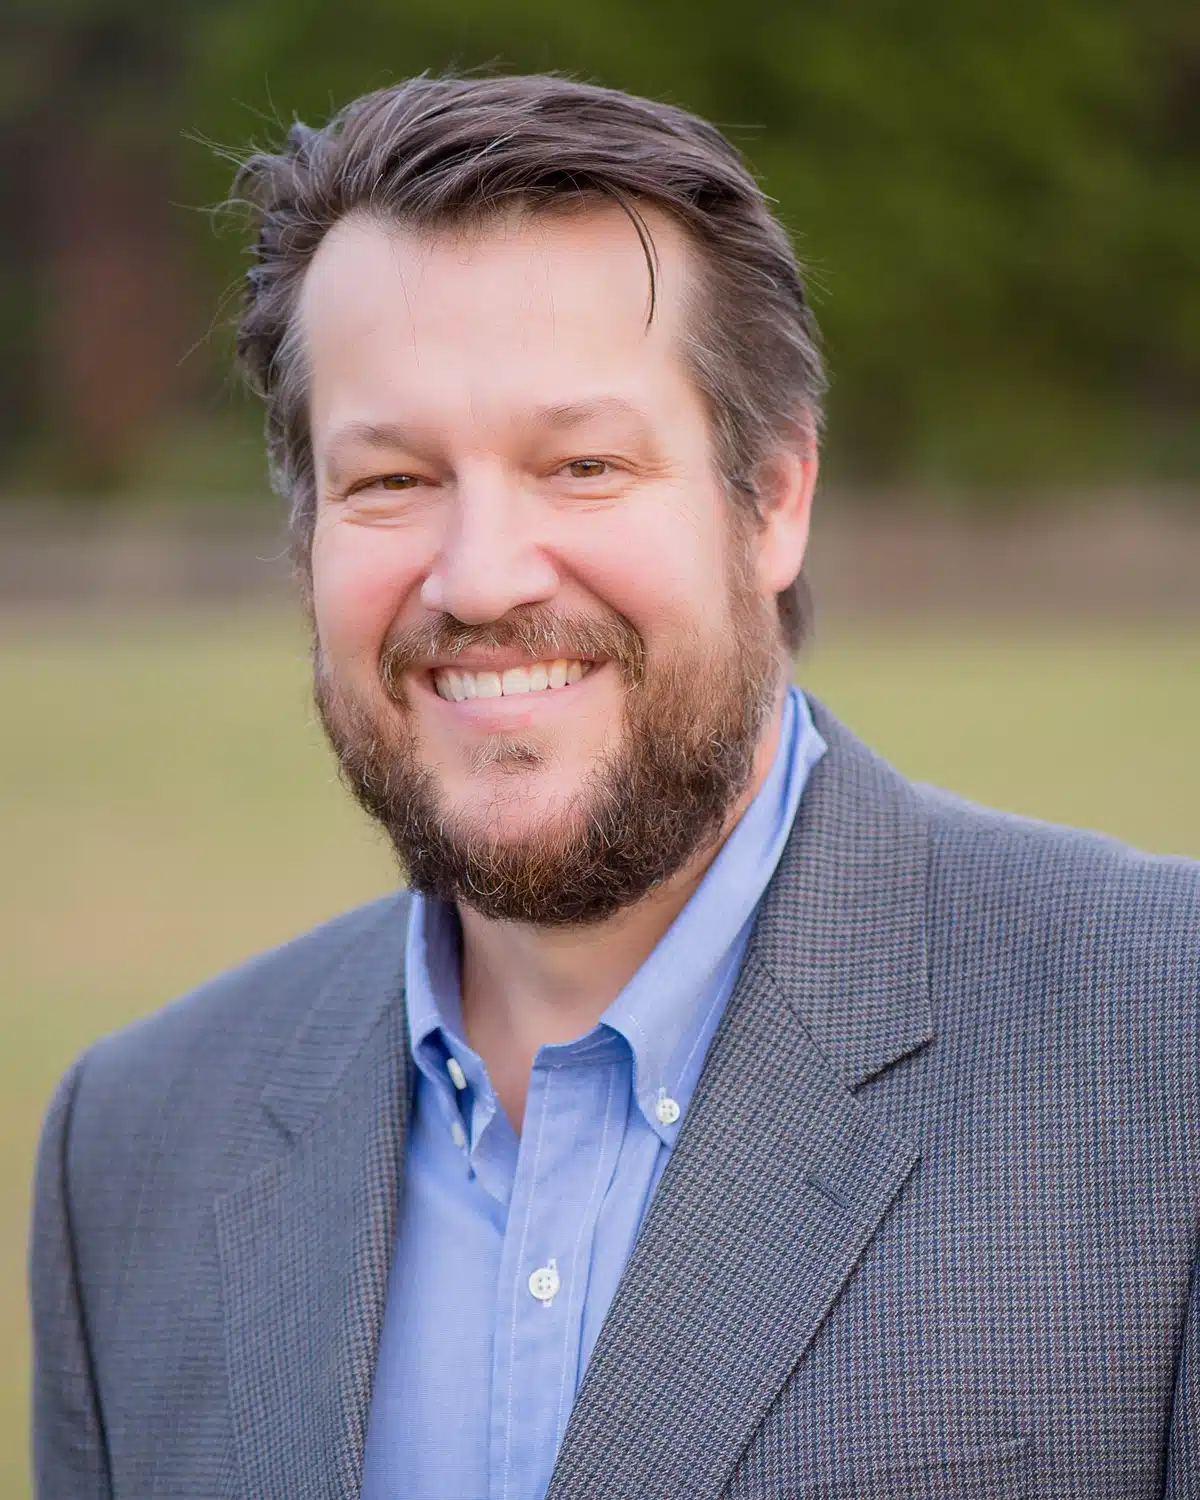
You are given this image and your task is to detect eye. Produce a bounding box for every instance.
[561,458,610,479]
[377,474,421,491]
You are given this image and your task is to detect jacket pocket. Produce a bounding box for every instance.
[743,1433,1034,1499]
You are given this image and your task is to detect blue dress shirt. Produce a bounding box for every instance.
[361,688,826,1500]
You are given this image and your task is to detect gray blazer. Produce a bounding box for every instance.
[31,703,1200,1499]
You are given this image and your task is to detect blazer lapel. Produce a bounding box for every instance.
[548,704,935,1500]
[215,896,412,1500]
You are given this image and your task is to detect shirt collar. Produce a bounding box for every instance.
[404,687,826,1140]
[405,893,471,1099]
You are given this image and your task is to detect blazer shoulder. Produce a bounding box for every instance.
[917,784,1199,998]
[65,890,412,1134]
[919,779,1200,886]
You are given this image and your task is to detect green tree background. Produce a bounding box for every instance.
[2,0,1197,502]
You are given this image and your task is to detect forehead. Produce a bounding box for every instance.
[298,204,703,435]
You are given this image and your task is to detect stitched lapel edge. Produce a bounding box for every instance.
[260,892,413,1142]
[763,697,934,1091]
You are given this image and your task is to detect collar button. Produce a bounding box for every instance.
[655,1091,681,1126]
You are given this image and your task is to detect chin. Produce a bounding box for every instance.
[448,770,588,842]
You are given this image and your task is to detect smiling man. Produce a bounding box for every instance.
[31,75,1200,1500]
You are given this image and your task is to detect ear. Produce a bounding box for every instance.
[752,439,818,599]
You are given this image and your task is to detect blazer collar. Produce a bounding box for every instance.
[257,894,414,1143]
[750,697,934,1089]
[547,700,935,1500]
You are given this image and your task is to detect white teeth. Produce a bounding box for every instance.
[434,658,591,700]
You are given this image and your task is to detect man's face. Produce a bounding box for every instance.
[302,205,809,922]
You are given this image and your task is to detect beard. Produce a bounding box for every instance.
[314,568,782,927]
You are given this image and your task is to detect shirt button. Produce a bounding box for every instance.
[447,1057,467,1090]
[449,1119,467,1150]
[528,1260,560,1304]
[655,1090,681,1126]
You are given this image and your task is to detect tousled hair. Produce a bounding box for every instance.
[230,73,826,649]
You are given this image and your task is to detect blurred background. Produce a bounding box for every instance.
[2,1,1198,1491]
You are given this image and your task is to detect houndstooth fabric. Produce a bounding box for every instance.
[31,702,1200,1499]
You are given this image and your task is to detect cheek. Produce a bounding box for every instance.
[311,520,426,668]
[565,494,731,635]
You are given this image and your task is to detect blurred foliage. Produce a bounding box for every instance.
[1,0,1198,498]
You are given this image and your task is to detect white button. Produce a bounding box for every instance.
[449,1119,467,1149]
[528,1259,560,1304]
[447,1057,467,1090]
[655,1090,681,1126]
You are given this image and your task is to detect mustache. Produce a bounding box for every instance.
[379,606,645,699]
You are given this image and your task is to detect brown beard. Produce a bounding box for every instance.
[314,578,781,926]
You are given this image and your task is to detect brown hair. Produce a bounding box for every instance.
[231,74,825,648]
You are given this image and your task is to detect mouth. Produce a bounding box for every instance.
[431,658,596,702]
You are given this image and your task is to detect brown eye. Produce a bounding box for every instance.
[379,474,419,490]
[564,459,608,479]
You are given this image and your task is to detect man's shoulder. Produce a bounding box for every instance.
[68,890,413,1139]
[916,783,1199,995]
[919,779,1200,901]
[809,702,1197,964]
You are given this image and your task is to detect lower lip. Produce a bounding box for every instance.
[418,664,606,730]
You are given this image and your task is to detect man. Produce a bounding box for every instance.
[30,73,1200,1500]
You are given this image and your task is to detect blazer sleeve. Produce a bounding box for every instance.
[1165,1241,1200,1498]
[29,1055,112,1500]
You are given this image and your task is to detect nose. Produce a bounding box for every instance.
[420,465,559,623]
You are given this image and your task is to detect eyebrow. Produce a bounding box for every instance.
[320,421,426,486]
[526,397,655,433]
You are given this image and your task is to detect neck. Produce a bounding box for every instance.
[457,688,788,1128]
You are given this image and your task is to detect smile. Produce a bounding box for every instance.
[432,659,594,702]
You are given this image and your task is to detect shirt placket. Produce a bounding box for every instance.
[489,1043,627,1500]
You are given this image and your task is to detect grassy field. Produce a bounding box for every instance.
[3,608,1199,1492]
